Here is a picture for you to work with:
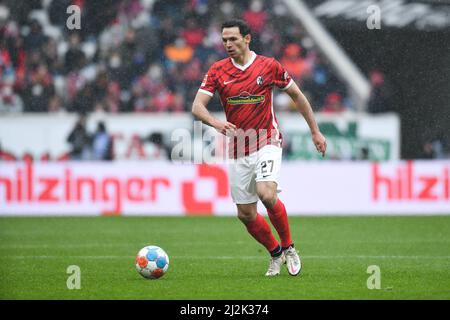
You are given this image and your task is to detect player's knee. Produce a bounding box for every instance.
[238,213,252,224]
[258,190,277,209]
[256,182,278,209]
[237,208,256,224]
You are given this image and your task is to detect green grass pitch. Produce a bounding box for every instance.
[1,215,449,299]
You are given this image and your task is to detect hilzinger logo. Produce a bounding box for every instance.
[0,162,171,214]
[0,162,229,215]
[372,161,449,201]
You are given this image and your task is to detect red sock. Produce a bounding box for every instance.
[245,213,280,253]
[267,199,293,248]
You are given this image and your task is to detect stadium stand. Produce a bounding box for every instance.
[0,0,354,115]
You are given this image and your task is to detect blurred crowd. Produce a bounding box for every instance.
[0,0,366,115]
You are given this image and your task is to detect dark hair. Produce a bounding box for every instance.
[221,19,251,37]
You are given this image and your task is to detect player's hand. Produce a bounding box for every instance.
[312,132,327,157]
[214,121,237,136]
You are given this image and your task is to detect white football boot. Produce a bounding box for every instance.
[265,252,286,277]
[284,246,302,276]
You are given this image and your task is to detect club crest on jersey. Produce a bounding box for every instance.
[257,76,264,86]
[227,91,265,105]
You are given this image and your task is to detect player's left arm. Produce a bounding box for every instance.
[285,82,327,157]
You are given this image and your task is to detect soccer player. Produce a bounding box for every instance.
[191,19,327,276]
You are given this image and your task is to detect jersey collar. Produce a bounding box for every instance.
[231,51,257,71]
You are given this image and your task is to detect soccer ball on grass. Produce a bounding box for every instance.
[135,245,169,279]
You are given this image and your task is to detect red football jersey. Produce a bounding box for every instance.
[198,51,293,158]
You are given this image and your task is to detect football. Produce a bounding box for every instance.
[135,245,170,279]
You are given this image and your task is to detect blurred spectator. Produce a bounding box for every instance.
[280,43,309,81]
[181,17,205,48]
[64,33,86,75]
[0,85,23,113]
[158,17,178,49]
[259,21,282,57]
[105,81,122,113]
[420,142,435,159]
[118,0,144,22]
[420,135,447,159]
[22,64,55,112]
[302,54,346,110]
[133,23,159,63]
[367,69,393,114]
[43,39,60,74]
[164,38,194,66]
[5,35,27,90]
[48,95,63,113]
[242,0,266,52]
[48,0,72,28]
[431,138,446,159]
[182,58,202,83]
[3,0,41,26]
[69,85,95,114]
[107,51,125,87]
[67,115,91,160]
[146,132,169,160]
[184,0,209,16]
[23,20,48,52]
[83,0,122,37]
[215,1,239,22]
[91,70,110,104]
[117,28,144,84]
[92,121,113,160]
[130,63,167,112]
[321,92,346,113]
[1,35,14,75]
[0,37,24,113]
[243,0,267,34]
[151,89,183,113]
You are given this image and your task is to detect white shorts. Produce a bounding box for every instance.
[228,145,282,204]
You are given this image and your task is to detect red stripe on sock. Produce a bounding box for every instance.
[245,213,279,253]
[267,199,293,248]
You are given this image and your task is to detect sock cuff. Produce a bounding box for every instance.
[270,244,282,257]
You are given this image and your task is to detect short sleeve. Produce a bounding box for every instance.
[273,59,294,91]
[198,66,217,97]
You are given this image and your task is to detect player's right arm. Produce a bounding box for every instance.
[191,91,237,136]
[192,67,236,136]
